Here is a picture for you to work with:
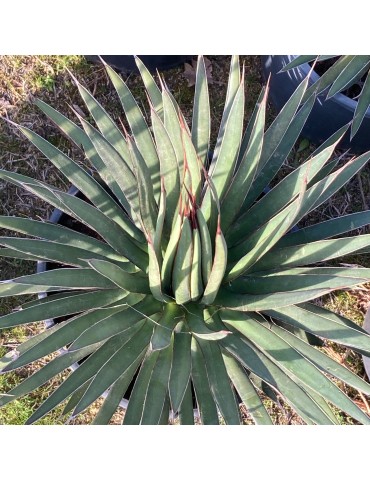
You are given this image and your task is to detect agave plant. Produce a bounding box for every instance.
[282,55,370,138]
[1,55,370,425]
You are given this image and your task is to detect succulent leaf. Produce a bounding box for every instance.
[283,55,370,136]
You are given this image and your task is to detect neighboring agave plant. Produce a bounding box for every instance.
[282,55,370,138]
[1,55,370,425]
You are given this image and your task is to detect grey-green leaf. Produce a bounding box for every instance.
[25,333,129,424]
[135,56,163,119]
[140,342,173,425]
[249,234,370,273]
[104,61,160,199]
[0,268,116,297]
[150,303,180,351]
[87,259,150,294]
[225,314,370,424]
[169,328,192,414]
[269,322,370,396]
[326,56,370,99]
[73,322,152,416]
[191,337,219,425]
[222,352,272,425]
[123,350,159,424]
[68,297,161,350]
[352,70,370,138]
[192,55,210,166]
[91,356,141,425]
[197,338,241,424]
[0,288,127,329]
[266,304,370,356]
[0,344,97,409]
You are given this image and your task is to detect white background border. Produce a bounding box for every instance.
[1,1,368,477]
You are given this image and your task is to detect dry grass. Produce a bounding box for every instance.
[0,54,369,425]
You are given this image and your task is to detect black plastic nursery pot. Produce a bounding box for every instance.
[85,55,193,73]
[261,55,370,153]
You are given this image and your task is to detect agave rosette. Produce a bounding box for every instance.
[1,55,370,425]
